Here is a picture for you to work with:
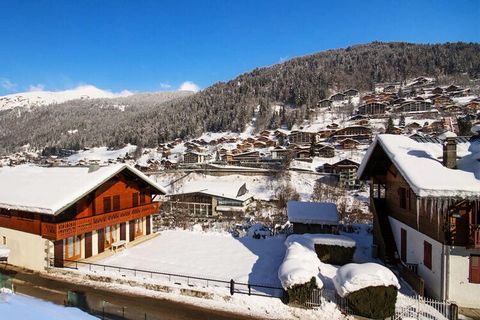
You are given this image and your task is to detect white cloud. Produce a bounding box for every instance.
[159,82,172,90]
[0,78,17,91]
[178,81,200,92]
[28,84,45,92]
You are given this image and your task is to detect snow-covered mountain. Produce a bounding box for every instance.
[0,85,133,111]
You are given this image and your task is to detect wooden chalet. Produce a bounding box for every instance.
[0,164,166,271]
[167,182,253,219]
[395,100,434,114]
[287,201,339,234]
[183,151,207,164]
[323,159,361,189]
[330,126,372,141]
[288,131,318,145]
[318,99,333,108]
[358,135,480,307]
[313,144,335,158]
[330,93,347,101]
[358,102,387,116]
[338,138,360,149]
[343,89,359,97]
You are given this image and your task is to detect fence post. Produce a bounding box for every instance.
[450,303,458,320]
[248,284,251,296]
[230,279,235,295]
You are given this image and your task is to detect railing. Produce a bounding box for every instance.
[41,203,159,241]
[394,294,457,320]
[49,258,285,299]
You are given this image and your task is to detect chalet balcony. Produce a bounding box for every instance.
[41,202,160,241]
[469,224,480,249]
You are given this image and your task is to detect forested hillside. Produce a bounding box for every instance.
[0,42,479,154]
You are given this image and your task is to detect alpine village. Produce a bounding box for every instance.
[0,4,480,320]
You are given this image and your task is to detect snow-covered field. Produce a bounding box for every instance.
[95,230,286,286]
[0,289,94,320]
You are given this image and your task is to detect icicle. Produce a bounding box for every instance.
[430,198,434,222]
[417,198,421,230]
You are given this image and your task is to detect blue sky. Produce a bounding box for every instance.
[0,0,478,95]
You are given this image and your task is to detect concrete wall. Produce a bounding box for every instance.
[389,217,443,300]
[447,246,480,308]
[0,227,51,271]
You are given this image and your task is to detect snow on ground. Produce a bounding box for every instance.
[96,230,286,286]
[154,171,318,201]
[67,144,137,164]
[0,289,95,320]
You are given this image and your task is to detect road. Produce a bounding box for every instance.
[1,264,266,320]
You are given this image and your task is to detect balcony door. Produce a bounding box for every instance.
[104,225,117,249]
[65,235,81,261]
[400,228,407,262]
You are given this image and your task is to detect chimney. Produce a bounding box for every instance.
[443,137,457,169]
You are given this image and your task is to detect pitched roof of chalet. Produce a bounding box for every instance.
[0,164,167,215]
[171,181,253,202]
[287,201,339,225]
[358,134,480,198]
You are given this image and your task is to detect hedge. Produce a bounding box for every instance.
[345,285,398,319]
[314,244,355,265]
[286,277,318,307]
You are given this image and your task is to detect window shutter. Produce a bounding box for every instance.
[470,255,480,284]
[424,241,432,270]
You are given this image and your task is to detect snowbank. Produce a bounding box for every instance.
[278,242,323,290]
[285,233,356,249]
[333,262,400,297]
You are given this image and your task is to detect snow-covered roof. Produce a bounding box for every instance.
[172,181,253,202]
[358,134,480,198]
[333,263,400,297]
[287,201,339,225]
[0,164,166,215]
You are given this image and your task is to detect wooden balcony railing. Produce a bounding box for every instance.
[41,202,160,241]
[469,224,480,249]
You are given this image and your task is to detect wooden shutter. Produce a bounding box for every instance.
[401,228,407,262]
[146,215,151,235]
[113,195,120,211]
[129,220,135,242]
[98,229,105,253]
[103,196,112,213]
[140,192,146,205]
[470,255,480,284]
[85,232,92,258]
[132,193,139,207]
[120,222,126,241]
[424,241,432,269]
[54,240,64,267]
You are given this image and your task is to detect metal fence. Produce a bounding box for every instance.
[50,258,285,299]
[394,294,456,320]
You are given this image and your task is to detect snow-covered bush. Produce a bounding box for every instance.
[310,233,356,265]
[333,263,400,318]
[285,277,319,307]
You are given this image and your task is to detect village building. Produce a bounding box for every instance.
[358,102,387,116]
[338,138,360,149]
[271,146,292,160]
[183,151,207,164]
[323,159,362,189]
[288,130,319,145]
[167,182,253,219]
[313,144,335,158]
[318,99,333,108]
[330,126,372,142]
[395,100,434,114]
[231,150,260,163]
[287,201,339,234]
[343,89,359,97]
[358,134,480,307]
[0,164,166,271]
[330,93,347,101]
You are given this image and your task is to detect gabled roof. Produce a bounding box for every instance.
[0,164,167,215]
[170,181,253,202]
[287,201,339,225]
[358,134,480,198]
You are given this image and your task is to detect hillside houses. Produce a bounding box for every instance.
[358,102,387,116]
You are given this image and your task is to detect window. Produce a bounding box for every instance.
[103,196,112,213]
[399,187,407,209]
[424,241,432,270]
[65,235,81,260]
[140,192,146,205]
[104,225,117,249]
[132,192,139,207]
[470,255,480,284]
[113,195,120,211]
[135,218,143,237]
